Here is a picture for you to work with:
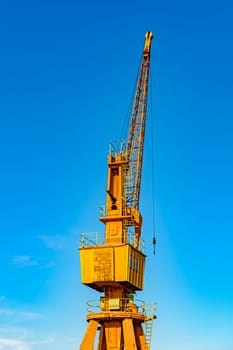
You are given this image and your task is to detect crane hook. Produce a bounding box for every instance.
[152,236,156,255]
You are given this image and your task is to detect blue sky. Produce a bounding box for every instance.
[0,0,233,349]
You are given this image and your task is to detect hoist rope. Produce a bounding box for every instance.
[150,61,157,255]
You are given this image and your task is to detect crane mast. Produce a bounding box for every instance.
[79,32,155,350]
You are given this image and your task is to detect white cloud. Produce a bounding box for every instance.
[0,338,30,350]
[38,235,66,250]
[10,255,54,269]
[11,256,39,267]
[0,309,14,316]
[19,312,42,320]
[0,327,30,338]
[29,337,55,346]
[0,329,80,350]
[0,308,42,320]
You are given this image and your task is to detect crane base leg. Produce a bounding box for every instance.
[80,319,99,350]
[79,317,150,350]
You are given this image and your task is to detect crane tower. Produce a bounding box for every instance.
[79,32,155,350]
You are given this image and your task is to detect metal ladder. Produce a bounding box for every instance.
[143,303,156,348]
[145,317,154,348]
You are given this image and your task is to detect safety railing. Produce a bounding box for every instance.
[99,205,124,218]
[80,231,145,253]
[108,140,127,157]
[85,298,155,348]
[86,297,155,315]
[99,204,132,218]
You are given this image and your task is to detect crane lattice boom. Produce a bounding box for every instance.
[126,31,153,210]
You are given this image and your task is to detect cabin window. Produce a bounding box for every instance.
[130,254,134,269]
[135,257,139,272]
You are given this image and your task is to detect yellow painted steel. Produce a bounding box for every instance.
[79,319,99,350]
[134,323,150,350]
[122,319,137,349]
[105,321,122,349]
[143,31,153,54]
[79,32,155,349]
[80,244,145,291]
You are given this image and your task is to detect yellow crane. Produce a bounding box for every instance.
[79,31,155,350]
